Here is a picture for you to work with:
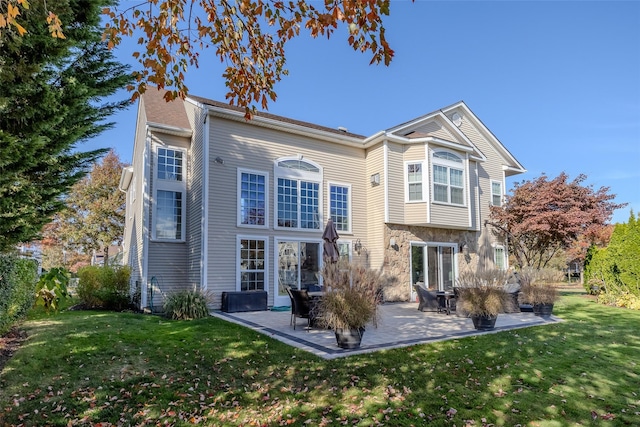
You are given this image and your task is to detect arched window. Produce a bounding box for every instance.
[432,150,465,206]
[274,156,322,230]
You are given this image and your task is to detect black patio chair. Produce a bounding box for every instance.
[413,284,439,312]
[289,288,313,330]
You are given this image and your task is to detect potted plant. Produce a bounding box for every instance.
[317,262,382,349]
[516,267,559,317]
[456,269,512,330]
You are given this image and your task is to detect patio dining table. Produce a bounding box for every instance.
[436,291,455,315]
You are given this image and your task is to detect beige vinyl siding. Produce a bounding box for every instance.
[403,143,425,160]
[452,110,505,229]
[468,161,480,230]
[124,104,149,294]
[147,242,189,308]
[365,143,386,271]
[429,203,469,227]
[403,144,427,224]
[386,142,404,224]
[412,119,456,140]
[205,117,369,307]
[184,103,203,289]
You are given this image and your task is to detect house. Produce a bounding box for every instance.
[119,89,526,311]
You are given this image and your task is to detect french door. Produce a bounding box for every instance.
[274,240,321,306]
[411,243,457,295]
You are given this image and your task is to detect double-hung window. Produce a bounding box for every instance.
[275,157,322,230]
[329,183,351,232]
[406,162,424,202]
[432,151,465,206]
[238,169,268,227]
[491,180,503,206]
[153,146,186,241]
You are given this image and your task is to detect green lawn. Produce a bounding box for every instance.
[1,291,639,426]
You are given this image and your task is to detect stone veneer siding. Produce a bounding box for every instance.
[382,224,481,301]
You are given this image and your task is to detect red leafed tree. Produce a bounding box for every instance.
[102,0,401,118]
[489,173,626,270]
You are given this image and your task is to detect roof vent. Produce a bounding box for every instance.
[337,126,348,133]
[451,112,462,127]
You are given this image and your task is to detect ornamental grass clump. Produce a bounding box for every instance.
[163,290,211,320]
[318,262,382,331]
[456,269,512,317]
[517,267,559,305]
[518,283,558,305]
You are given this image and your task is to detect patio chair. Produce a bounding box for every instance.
[289,288,313,330]
[413,284,439,312]
[503,283,521,313]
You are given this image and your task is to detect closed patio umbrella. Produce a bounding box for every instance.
[322,218,340,263]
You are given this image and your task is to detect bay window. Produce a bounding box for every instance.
[153,146,186,241]
[432,151,465,206]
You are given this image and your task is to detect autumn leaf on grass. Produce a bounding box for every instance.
[493,389,506,397]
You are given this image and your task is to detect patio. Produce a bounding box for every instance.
[211,302,562,360]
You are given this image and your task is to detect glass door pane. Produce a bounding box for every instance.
[427,246,439,290]
[442,246,454,291]
[411,244,425,285]
[300,242,320,291]
[278,241,299,298]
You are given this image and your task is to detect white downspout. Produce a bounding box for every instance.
[141,126,151,308]
[200,109,210,292]
[383,140,389,223]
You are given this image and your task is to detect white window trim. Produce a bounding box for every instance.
[273,237,324,294]
[236,235,269,293]
[151,144,186,242]
[490,179,504,207]
[273,156,323,232]
[431,149,466,207]
[237,168,269,229]
[155,145,186,184]
[327,181,352,234]
[404,160,426,203]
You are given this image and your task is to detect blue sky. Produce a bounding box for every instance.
[89,1,640,224]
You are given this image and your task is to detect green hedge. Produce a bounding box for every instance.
[0,254,38,334]
[584,212,640,308]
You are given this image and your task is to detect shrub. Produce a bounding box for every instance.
[163,290,211,320]
[0,255,38,334]
[35,267,71,312]
[77,265,131,310]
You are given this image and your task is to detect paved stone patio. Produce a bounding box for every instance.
[211,302,562,360]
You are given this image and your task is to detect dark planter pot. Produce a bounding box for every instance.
[335,327,365,349]
[471,314,498,330]
[532,303,554,317]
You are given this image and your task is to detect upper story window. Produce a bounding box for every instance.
[491,180,503,206]
[153,145,186,241]
[274,156,322,230]
[157,147,183,181]
[432,150,465,206]
[406,162,424,202]
[238,169,268,227]
[329,183,351,232]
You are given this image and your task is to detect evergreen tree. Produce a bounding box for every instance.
[0,0,131,251]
